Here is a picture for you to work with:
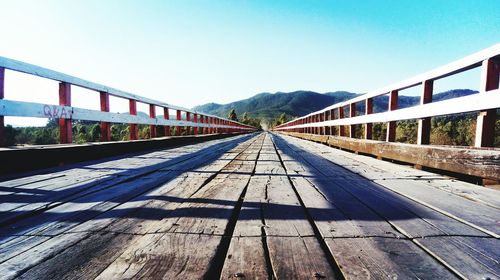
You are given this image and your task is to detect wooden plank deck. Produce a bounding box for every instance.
[0,132,498,279]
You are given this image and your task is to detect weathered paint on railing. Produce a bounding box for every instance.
[274,44,500,148]
[0,57,256,146]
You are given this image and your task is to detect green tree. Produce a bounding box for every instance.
[139,125,150,139]
[228,109,238,121]
[89,124,101,142]
[242,112,250,124]
[3,125,17,146]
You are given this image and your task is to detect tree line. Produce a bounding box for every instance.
[270,112,500,147]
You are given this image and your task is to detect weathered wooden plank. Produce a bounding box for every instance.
[267,236,336,279]
[283,132,500,208]
[223,134,340,279]
[0,135,261,277]
[220,176,268,278]
[10,141,259,279]
[16,231,137,280]
[326,237,457,279]
[0,134,252,226]
[273,133,500,278]
[281,132,500,180]
[90,134,265,279]
[415,236,499,279]
[373,179,500,236]
[95,233,223,279]
[275,156,454,279]
[278,133,500,236]
[221,237,270,280]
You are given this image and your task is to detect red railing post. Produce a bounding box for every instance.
[309,116,312,134]
[365,98,373,139]
[194,113,198,135]
[475,58,499,147]
[202,116,207,134]
[186,112,191,135]
[330,109,335,135]
[129,99,138,140]
[100,92,110,141]
[164,108,170,136]
[316,114,320,134]
[325,111,330,135]
[349,103,356,138]
[0,67,4,147]
[338,107,345,136]
[417,81,433,145]
[319,113,323,135]
[176,110,182,136]
[199,115,204,135]
[149,104,156,138]
[59,82,72,144]
[386,90,398,142]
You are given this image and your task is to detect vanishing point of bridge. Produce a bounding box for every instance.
[0,45,499,279]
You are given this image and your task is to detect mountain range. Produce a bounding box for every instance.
[193,89,477,120]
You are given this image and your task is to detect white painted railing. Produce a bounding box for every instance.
[0,57,257,145]
[274,44,500,147]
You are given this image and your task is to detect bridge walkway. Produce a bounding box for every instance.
[0,132,498,279]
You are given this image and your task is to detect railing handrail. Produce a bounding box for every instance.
[274,43,500,148]
[278,43,500,121]
[0,56,252,128]
[0,57,257,146]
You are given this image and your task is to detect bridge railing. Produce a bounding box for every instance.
[0,57,256,146]
[274,44,500,148]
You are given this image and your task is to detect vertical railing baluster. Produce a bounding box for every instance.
[129,99,138,140]
[59,82,72,144]
[0,67,5,147]
[330,109,335,135]
[149,104,156,138]
[176,110,182,136]
[186,112,191,135]
[164,107,170,136]
[349,103,356,138]
[194,113,198,135]
[203,116,208,134]
[475,58,499,147]
[386,90,398,142]
[325,111,330,135]
[100,92,110,141]
[339,107,345,136]
[365,98,373,139]
[417,81,433,145]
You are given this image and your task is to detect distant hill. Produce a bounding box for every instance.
[193,90,358,119]
[193,89,477,120]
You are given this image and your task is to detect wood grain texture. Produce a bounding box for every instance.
[281,131,500,180]
[2,132,499,279]
[273,132,500,278]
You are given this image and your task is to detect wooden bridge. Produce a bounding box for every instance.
[0,45,499,279]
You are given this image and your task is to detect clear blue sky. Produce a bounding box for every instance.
[1,0,499,125]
